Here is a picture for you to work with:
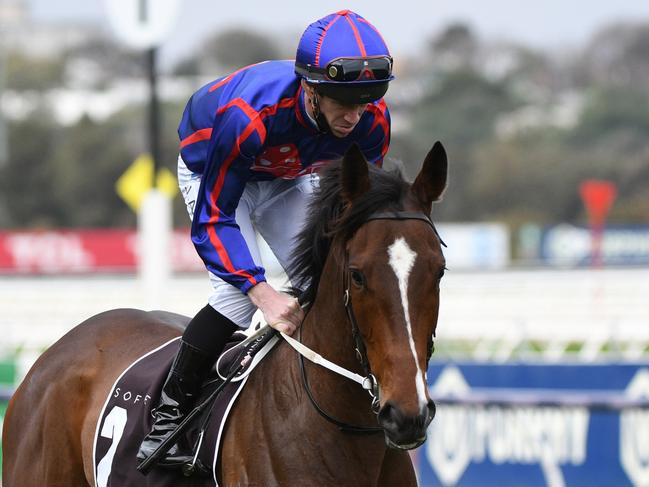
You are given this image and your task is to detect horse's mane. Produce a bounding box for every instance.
[288,161,410,310]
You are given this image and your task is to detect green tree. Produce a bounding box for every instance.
[48,115,137,227]
[395,69,521,220]
[174,27,283,75]
[5,51,65,91]
[0,113,62,227]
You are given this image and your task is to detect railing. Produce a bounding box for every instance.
[432,388,649,411]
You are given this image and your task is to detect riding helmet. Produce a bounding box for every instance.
[295,10,394,105]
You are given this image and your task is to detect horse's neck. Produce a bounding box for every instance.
[295,262,378,425]
[302,267,360,372]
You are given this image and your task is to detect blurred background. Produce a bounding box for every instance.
[1,0,648,485]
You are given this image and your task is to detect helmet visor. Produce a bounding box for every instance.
[316,80,389,105]
[326,56,393,82]
[296,56,393,83]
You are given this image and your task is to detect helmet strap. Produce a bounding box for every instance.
[310,87,330,133]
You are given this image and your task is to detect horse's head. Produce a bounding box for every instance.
[290,142,447,450]
[339,143,447,450]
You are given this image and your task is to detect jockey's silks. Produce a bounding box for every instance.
[178,60,391,292]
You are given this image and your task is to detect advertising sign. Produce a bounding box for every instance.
[436,223,510,269]
[419,363,649,487]
[540,225,649,266]
[0,229,203,274]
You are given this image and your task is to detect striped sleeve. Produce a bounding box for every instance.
[187,100,267,293]
[359,100,391,167]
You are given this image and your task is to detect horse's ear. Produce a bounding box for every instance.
[340,143,370,204]
[411,141,448,213]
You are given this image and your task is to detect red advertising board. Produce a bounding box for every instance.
[0,229,204,274]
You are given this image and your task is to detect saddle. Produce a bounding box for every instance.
[93,327,279,487]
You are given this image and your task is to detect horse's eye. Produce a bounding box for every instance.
[350,269,366,288]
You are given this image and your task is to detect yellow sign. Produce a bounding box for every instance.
[116,154,178,212]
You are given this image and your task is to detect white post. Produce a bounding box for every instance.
[138,189,172,309]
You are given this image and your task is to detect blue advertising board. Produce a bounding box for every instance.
[540,225,649,266]
[417,362,649,487]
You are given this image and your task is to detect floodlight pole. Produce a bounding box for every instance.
[105,0,176,309]
[146,46,161,182]
[0,43,7,165]
[140,45,170,309]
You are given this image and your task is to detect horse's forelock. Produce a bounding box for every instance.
[288,161,409,309]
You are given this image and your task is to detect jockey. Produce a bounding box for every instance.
[137,10,394,468]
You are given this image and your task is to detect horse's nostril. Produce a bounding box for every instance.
[427,399,436,422]
[379,401,432,449]
[378,403,391,422]
[378,402,402,431]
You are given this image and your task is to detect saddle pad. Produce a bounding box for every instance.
[92,335,272,487]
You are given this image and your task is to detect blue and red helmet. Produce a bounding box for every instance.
[295,10,394,104]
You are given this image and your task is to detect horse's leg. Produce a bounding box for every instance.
[376,448,418,487]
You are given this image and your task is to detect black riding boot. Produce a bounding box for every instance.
[136,305,238,469]
[136,339,213,467]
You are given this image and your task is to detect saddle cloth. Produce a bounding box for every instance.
[93,330,278,487]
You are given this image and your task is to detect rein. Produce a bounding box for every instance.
[290,210,444,435]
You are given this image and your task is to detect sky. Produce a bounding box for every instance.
[27,0,649,67]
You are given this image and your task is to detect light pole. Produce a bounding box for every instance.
[0,33,8,166]
[103,0,181,308]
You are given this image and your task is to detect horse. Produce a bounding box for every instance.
[2,141,448,487]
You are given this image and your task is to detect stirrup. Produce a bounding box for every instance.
[154,456,211,477]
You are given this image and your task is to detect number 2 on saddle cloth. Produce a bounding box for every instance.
[94,328,278,483]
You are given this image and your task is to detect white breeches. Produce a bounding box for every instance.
[177,155,318,328]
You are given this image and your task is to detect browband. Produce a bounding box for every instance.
[365,211,447,248]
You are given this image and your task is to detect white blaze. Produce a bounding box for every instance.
[388,237,428,409]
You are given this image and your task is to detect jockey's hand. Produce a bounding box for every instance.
[248,282,304,335]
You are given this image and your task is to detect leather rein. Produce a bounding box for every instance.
[293,210,446,434]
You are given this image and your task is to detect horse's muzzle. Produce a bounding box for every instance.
[377,399,436,450]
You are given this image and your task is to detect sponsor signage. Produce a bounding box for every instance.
[541,225,649,266]
[436,223,510,269]
[0,223,511,274]
[0,229,203,274]
[418,363,649,487]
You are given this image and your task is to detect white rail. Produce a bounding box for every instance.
[0,268,648,379]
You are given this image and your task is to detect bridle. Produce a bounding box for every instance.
[296,210,446,434]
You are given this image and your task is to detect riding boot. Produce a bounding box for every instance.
[136,304,239,470]
[136,339,213,467]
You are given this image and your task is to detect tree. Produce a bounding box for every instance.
[175,27,283,75]
[0,113,62,227]
[5,51,65,91]
[62,37,145,89]
[428,23,478,72]
[394,68,521,220]
[577,22,649,94]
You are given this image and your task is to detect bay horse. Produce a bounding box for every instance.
[2,142,448,486]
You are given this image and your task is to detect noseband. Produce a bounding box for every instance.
[299,210,445,434]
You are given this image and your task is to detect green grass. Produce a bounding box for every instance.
[1,400,7,473]
[432,339,649,360]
